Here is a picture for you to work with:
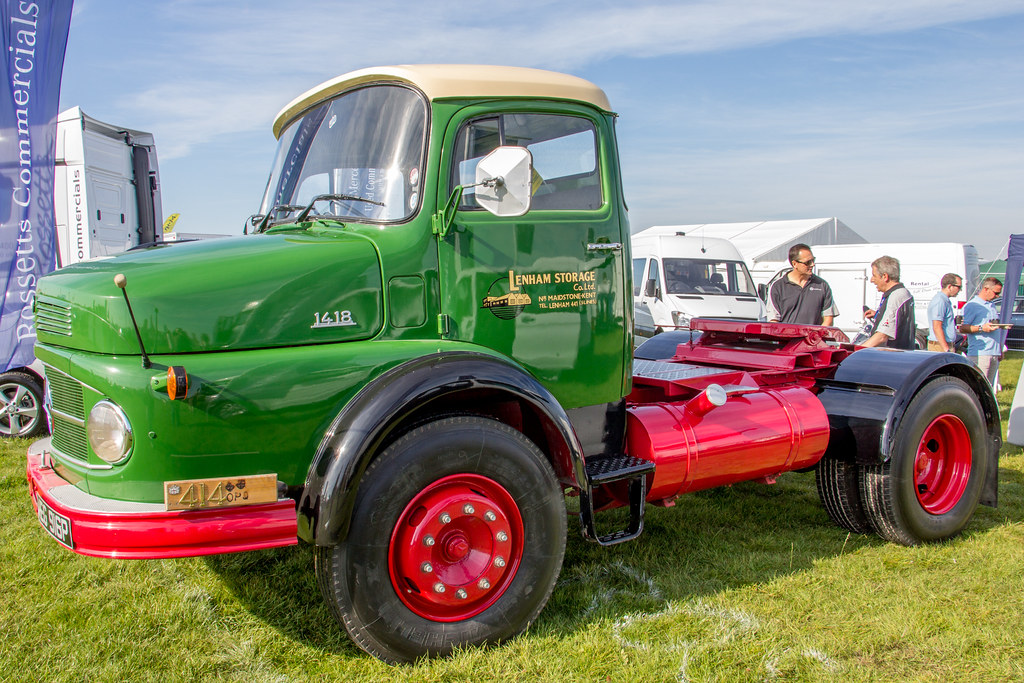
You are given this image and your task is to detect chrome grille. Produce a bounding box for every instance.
[45,370,85,420]
[51,417,88,461]
[35,297,73,336]
[44,368,88,462]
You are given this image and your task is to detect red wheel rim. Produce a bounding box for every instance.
[914,414,972,515]
[389,474,524,622]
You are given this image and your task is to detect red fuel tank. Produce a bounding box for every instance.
[627,386,830,503]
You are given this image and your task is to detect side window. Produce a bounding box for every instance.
[451,113,602,212]
[632,258,646,297]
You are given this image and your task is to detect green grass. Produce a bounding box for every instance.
[2,356,1023,682]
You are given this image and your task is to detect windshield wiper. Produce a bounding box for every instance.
[295,193,385,223]
[255,204,306,233]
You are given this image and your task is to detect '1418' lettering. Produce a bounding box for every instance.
[312,310,357,328]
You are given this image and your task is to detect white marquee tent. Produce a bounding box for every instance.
[640,217,867,268]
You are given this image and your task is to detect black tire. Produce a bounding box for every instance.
[0,371,47,439]
[859,376,987,545]
[815,456,872,534]
[315,416,566,663]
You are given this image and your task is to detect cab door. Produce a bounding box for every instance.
[436,104,629,409]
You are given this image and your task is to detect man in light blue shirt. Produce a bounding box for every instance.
[926,273,962,352]
[960,277,1003,387]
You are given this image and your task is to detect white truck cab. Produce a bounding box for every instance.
[632,227,766,338]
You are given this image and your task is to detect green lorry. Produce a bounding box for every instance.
[28,65,1000,663]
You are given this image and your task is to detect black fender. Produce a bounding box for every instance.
[816,348,1000,506]
[634,330,702,360]
[297,351,586,546]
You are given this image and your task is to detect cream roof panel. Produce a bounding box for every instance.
[273,64,612,138]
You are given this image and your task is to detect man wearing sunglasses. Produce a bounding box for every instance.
[960,277,1004,387]
[926,273,963,352]
[765,243,837,326]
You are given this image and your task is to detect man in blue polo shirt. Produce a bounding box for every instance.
[961,277,1003,387]
[927,272,962,352]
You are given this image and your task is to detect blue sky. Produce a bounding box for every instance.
[58,0,1024,260]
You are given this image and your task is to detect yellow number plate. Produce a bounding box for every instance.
[164,473,278,511]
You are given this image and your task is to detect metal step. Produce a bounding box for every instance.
[580,455,655,546]
[586,455,655,485]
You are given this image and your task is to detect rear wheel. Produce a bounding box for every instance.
[315,415,566,663]
[0,371,46,439]
[859,376,987,545]
[815,455,871,533]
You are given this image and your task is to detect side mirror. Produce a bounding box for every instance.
[474,146,533,217]
[757,283,767,300]
[244,214,263,235]
[644,279,657,298]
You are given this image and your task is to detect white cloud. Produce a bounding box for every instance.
[74,0,1024,156]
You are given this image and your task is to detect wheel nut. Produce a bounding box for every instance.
[484,510,497,522]
[455,588,468,599]
[463,504,475,515]
[423,535,435,547]
[496,531,508,542]
[439,513,452,524]
[421,562,433,573]
[433,582,446,594]
[494,556,506,568]
[478,578,491,590]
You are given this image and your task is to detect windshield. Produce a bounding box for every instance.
[258,84,427,224]
[662,258,757,296]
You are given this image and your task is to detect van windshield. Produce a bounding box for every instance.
[258,84,427,225]
[663,258,757,296]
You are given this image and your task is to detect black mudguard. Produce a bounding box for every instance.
[298,352,586,546]
[633,330,702,360]
[816,348,1000,507]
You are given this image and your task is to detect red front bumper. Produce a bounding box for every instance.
[26,440,298,559]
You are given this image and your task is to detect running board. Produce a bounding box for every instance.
[579,455,655,546]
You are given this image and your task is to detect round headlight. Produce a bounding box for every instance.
[87,400,134,464]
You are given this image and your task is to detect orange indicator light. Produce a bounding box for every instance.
[167,366,189,400]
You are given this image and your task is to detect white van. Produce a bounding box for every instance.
[794,242,980,344]
[631,227,766,338]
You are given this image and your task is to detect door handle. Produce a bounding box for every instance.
[587,242,622,252]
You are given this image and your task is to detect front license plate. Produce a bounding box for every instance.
[164,473,278,511]
[37,496,74,549]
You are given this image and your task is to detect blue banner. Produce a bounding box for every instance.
[1,0,72,371]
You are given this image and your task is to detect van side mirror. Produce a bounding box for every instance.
[474,146,533,217]
[644,279,658,298]
[757,283,767,300]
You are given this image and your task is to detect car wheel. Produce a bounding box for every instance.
[0,371,47,439]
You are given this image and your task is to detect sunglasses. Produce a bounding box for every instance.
[795,259,815,266]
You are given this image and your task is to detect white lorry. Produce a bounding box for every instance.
[0,107,162,438]
[631,226,766,339]
[760,242,980,345]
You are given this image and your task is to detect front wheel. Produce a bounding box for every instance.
[316,416,566,663]
[860,376,988,545]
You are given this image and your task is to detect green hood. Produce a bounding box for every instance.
[34,232,384,355]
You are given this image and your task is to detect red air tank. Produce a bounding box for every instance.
[626,385,831,503]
